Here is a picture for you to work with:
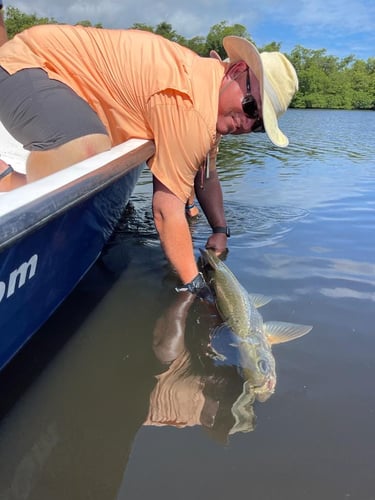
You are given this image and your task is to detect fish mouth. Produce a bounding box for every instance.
[254,377,276,402]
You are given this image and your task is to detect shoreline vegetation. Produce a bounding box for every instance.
[3,8,375,111]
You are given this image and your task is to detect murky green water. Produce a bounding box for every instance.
[1,110,374,500]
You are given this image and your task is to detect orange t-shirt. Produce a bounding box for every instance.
[144,350,205,428]
[0,25,225,201]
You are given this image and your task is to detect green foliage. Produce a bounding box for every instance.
[154,22,185,44]
[4,6,57,38]
[347,59,375,109]
[3,8,374,110]
[206,21,253,59]
[130,22,155,33]
[184,36,207,56]
[75,20,103,28]
[259,41,282,52]
[289,45,375,109]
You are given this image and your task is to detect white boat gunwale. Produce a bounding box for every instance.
[0,139,155,250]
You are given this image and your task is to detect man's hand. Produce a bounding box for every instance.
[175,272,215,304]
[205,233,228,257]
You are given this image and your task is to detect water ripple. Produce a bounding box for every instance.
[192,202,309,249]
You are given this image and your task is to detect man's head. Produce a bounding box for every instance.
[216,36,298,147]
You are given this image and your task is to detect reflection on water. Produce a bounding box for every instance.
[145,291,251,442]
[0,110,375,500]
[0,424,59,500]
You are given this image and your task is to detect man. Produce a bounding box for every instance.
[0,24,298,297]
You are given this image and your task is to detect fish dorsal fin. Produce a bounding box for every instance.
[248,293,272,308]
[264,321,313,344]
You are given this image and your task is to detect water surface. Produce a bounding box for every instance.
[0,109,374,500]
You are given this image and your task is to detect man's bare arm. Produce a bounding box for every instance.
[152,176,199,285]
[195,167,228,255]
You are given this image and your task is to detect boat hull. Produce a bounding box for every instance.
[0,139,154,370]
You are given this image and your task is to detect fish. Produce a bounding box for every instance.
[199,248,312,406]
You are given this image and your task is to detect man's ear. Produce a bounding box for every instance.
[210,50,222,61]
[226,60,247,77]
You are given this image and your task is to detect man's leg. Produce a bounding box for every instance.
[0,134,111,192]
[0,67,111,191]
[26,133,111,182]
[0,160,25,191]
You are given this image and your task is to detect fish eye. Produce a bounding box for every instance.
[257,359,269,374]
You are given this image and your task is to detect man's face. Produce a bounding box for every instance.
[217,66,263,136]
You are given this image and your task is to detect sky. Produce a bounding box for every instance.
[7,0,375,60]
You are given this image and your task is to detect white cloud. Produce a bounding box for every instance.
[320,288,375,301]
[6,0,375,58]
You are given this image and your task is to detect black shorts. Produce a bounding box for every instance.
[0,67,108,151]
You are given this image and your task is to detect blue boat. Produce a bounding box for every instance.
[0,139,155,370]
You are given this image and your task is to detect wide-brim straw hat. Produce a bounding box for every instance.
[223,36,299,147]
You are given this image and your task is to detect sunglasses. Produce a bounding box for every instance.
[242,70,265,133]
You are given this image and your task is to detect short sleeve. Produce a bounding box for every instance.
[147,90,213,202]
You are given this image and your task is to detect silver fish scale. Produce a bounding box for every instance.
[246,301,266,343]
[213,259,264,339]
[201,248,311,403]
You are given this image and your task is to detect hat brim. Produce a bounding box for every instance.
[223,36,263,98]
[262,92,289,147]
[223,36,288,147]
